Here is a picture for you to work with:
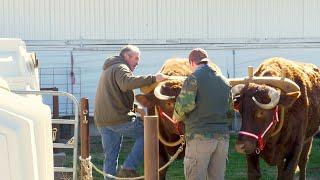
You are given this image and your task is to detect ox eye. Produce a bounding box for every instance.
[233,95,241,102]
[255,110,265,119]
[166,102,173,107]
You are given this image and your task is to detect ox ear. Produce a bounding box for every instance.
[279,91,301,108]
[135,94,156,108]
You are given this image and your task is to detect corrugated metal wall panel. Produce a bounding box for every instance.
[0,0,319,40]
[9,0,17,37]
[304,0,320,37]
[182,0,208,39]
[255,0,279,38]
[72,0,81,40]
[1,0,10,37]
[104,0,114,39]
[157,0,179,39]
[254,0,304,38]
[157,0,208,39]
[43,0,51,39]
[208,0,305,39]
[102,0,158,40]
[208,0,257,39]
[277,0,304,38]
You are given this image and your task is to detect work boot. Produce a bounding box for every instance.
[116,167,140,178]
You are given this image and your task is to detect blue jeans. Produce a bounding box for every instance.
[98,117,144,179]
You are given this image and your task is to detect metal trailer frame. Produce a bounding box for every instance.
[13,90,79,180]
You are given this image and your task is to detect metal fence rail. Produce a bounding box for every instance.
[12,90,79,180]
[40,67,81,116]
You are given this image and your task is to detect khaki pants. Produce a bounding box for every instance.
[184,135,229,180]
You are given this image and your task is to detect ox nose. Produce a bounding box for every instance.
[235,143,246,154]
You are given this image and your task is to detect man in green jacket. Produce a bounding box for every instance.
[94,45,167,179]
[173,48,233,180]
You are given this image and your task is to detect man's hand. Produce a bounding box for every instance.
[135,106,146,120]
[155,73,168,82]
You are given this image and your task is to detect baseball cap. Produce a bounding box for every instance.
[188,48,208,64]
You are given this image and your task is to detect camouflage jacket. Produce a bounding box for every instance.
[173,74,197,122]
[173,65,234,140]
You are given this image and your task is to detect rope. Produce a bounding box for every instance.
[158,133,185,147]
[80,138,185,180]
[80,106,186,179]
[271,106,285,137]
[155,106,185,147]
[159,139,185,171]
[90,162,144,180]
[79,156,93,180]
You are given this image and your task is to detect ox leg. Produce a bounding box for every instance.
[246,154,261,180]
[277,160,285,180]
[159,143,169,180]
[282,143,303,180]
[298,138,313,180]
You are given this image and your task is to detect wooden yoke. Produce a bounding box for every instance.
[228,66,300,93]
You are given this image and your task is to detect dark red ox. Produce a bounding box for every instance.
[230,57,320,180]
[137,58,221,179]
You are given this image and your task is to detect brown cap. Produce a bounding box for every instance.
[188,48,208,64]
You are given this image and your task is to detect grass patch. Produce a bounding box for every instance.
[67,135,320,179]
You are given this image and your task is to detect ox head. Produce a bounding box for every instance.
[230,77,301,154]
[136,79,186,134]
[137,79,184,111]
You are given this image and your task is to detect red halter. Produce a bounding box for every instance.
[156,106,183,135]
[239,106,280,154]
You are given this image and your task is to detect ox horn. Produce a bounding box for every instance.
[252,87,280,110]
[140,76,187,94]
[154,82,175,100]
[231,84,245,96]
[228,67,300,93]
[229,76,300,93]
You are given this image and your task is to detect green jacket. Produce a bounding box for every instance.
[94,56,156,127]
[173,64,233,140]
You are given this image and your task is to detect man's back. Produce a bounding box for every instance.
[94,56,155,127]
[184,65,231,138]
[173,48,231,180]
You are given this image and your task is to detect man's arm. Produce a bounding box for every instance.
[173,75,197,122]
[115,64,156,92]
[226,91,235,126]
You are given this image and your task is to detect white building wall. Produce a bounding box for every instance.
[304,0,320,37]
[2,0,320,114]
[1,0,319,41]
[32,46,320,114]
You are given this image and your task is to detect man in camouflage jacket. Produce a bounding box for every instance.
[173,48,233,180]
